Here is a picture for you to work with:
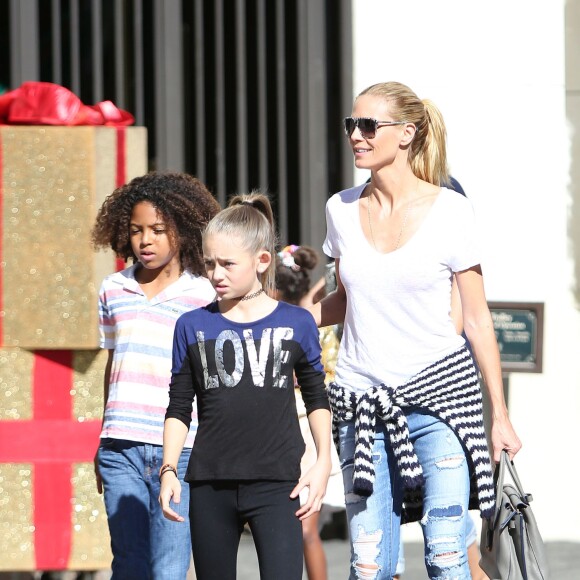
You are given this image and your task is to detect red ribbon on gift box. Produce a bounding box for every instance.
[0,351,103,570]
[0,82,134,126]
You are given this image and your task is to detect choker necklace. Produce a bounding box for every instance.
[367,178,418,252]
[235,288,265,301]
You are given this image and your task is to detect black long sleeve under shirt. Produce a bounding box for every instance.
[166,301,329,482]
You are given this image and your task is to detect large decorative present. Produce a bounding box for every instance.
[0,84,146,571]
[0,124,147,348]
[0,347,111,571]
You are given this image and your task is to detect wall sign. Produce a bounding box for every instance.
[487,302,544,373]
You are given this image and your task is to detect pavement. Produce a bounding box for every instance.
[236,535,580,579]
[2,534,578,579]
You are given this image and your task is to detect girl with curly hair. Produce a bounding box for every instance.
[92,171,220,580]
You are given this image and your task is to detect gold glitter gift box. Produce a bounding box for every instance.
[0,348,113,571]
[0,125,147,348]
[0,125,147,571]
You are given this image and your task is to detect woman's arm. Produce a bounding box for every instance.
[300,275,326,308]
[456,265,522,462]
[290,408,332,520]
[308,259,347,328]
[158,417,189,522]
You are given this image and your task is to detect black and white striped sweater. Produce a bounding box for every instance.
[328,346,495,523]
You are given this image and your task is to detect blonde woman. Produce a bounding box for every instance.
[309,82,521,579]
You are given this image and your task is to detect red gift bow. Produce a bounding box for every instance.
[0,81,134,126]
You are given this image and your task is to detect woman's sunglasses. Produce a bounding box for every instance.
[343,117,407,139]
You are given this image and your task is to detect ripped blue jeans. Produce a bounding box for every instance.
[339,410,471,579]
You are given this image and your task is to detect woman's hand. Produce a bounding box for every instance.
[490,414,522,462]
[290,458,331,520]
[158,472,185,522]
[308,259,346,328]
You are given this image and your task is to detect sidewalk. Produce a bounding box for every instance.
[2,538,577,578]
[236,536,579,579]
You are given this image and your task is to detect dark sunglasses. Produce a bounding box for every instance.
[343,117,407,139]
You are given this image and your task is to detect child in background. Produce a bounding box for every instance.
[91,172,220,580]
[276,245,345,580]
[159,193,332,580]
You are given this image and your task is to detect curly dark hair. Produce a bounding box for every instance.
[92,172,220,276]
[275,245,319,305]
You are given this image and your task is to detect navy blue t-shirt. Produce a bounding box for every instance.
[166,301,329,482]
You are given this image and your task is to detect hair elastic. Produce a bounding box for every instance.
[278,245,301,271]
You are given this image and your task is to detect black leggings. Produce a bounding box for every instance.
[189,480,303,580]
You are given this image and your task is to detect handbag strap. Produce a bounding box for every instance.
[490,450,530,529]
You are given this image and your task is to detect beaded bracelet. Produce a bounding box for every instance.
[158,463,178,482]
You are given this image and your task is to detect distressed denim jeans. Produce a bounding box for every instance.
[339,410,471,579]
[98,439,192,580]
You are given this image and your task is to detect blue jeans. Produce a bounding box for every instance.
[98,439,192,580]
[339,410,471,579]
[395,513,479,575]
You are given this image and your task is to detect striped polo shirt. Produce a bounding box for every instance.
[99,264,216,447]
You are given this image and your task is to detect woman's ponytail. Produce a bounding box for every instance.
[409,99,449,186]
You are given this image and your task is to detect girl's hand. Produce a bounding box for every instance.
[490,415,522,462]
[290,459,331,520]
[158,472,185,522]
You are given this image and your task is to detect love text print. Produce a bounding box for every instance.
[196,328,294,390]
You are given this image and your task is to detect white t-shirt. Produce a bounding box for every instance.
[323,184,480,394]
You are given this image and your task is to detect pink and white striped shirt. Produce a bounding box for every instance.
[99,264,215,447]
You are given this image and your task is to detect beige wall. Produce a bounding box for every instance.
[351,0,579,541]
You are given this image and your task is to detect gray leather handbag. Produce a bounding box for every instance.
[480,450,549,579]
